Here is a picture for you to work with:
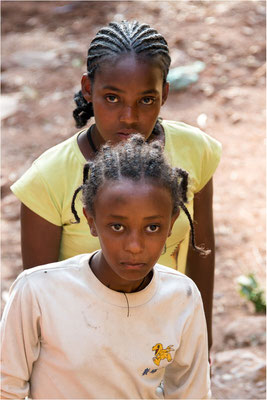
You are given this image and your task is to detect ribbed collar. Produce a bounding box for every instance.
[79,253,159,308]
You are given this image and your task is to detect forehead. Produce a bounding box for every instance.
[94,178,173,216]
[94,54,164,88]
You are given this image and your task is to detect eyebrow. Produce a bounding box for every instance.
[102,86,160,95]
[143,215,165,220]
[108,215,164,220]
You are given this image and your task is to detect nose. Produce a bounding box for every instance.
[124,231,143,254]
[119,105,138,125]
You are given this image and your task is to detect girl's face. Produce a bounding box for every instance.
[81,54,169,147]
[84,178,178,293]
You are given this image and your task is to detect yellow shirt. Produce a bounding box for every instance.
[11,120,221,273]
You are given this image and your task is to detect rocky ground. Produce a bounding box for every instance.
[1,1,266,398]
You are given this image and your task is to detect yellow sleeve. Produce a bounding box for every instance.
[160,120,222,273]
[162,120,222,193]
[195,129,222,192]
[10,161,62,226]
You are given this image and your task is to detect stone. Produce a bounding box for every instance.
[212,349,266,398]
[11,50,60,68]
[1,94,21,120]
[224,315,266,347]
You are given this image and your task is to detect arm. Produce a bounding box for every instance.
[185,178,215,352]
[1,276,41,399]
[163,286,211,399]
[21,203,62,269]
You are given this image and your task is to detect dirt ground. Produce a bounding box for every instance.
[1,1,266,399]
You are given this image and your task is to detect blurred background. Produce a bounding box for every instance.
[1,1,266,398]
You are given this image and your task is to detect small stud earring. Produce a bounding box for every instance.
[90,227,97,236]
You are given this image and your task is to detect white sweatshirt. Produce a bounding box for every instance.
[1,253,211,399]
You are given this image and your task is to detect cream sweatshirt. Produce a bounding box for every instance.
[1,253,210,399]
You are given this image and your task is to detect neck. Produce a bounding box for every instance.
[90,124,106,152]
[77,126,96,161]
[89,251,153,293]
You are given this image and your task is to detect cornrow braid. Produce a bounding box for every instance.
[179,202,210,256]
[119,135,143,179]
[175,167,188,204]
[73,20,171,129]
[72,134,209,255]
[102,145,120,180]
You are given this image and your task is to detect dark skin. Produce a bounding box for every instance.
[20,55,215,352]
[21,205,62,267]
[20,178,215,354]
[186,178,214,352]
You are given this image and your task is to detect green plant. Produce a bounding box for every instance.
[237,273,266,313]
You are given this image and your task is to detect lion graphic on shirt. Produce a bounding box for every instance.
[152,343,174,366]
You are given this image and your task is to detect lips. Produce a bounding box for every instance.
[121,262,146,270]
[117,130,139,139]
[118,130,139,135]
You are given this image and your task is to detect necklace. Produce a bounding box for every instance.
[89,252,152,294]
[118,275,148,294]
[122,271,153,318]
[86,125,97,153]
[134,270,153,292]
[133,277,147,292]
[87,124,165,153]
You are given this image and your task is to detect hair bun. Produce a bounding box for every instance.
[151,140,163,151]
[129,134,145,146]
[102,143,112,152]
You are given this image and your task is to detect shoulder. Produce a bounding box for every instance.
[11,254,90,294]
[154,263,201,300]
[32,131,85,172]
[161,119,222,192]
[162,119,222,153]
[3,254,91,322]
[11,131,85,196]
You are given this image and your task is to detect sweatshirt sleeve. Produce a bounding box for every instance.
[163,284,211,399]
[1,274,41,399]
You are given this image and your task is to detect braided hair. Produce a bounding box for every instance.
[73,20,171,131]
[71,134,210,256]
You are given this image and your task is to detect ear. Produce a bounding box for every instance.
[161,82,169,106]
[168,209,180,237]
[81,74,93,103]
[83,207,98,237]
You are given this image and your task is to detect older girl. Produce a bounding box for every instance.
[11,20,221,350]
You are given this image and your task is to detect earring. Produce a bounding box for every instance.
[90,226,97,237]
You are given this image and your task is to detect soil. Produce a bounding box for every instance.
[1,1,266,399]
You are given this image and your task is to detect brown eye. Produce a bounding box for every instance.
[146,224,160,233]
[111,224,124,232]
[141,97,155,105]
[106,95,119,103]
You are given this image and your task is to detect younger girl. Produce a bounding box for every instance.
[10,20,221,349]
[2,136,211,399]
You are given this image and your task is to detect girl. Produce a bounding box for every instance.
[10,20,221,350]
[2,136,211,399]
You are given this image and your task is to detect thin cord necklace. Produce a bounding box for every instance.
[134,275,148,292]
[87,123,165,153]
[123,293,130,317]
[86,125,97,153]
[122,271,153,317]
[122,277,145,318]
